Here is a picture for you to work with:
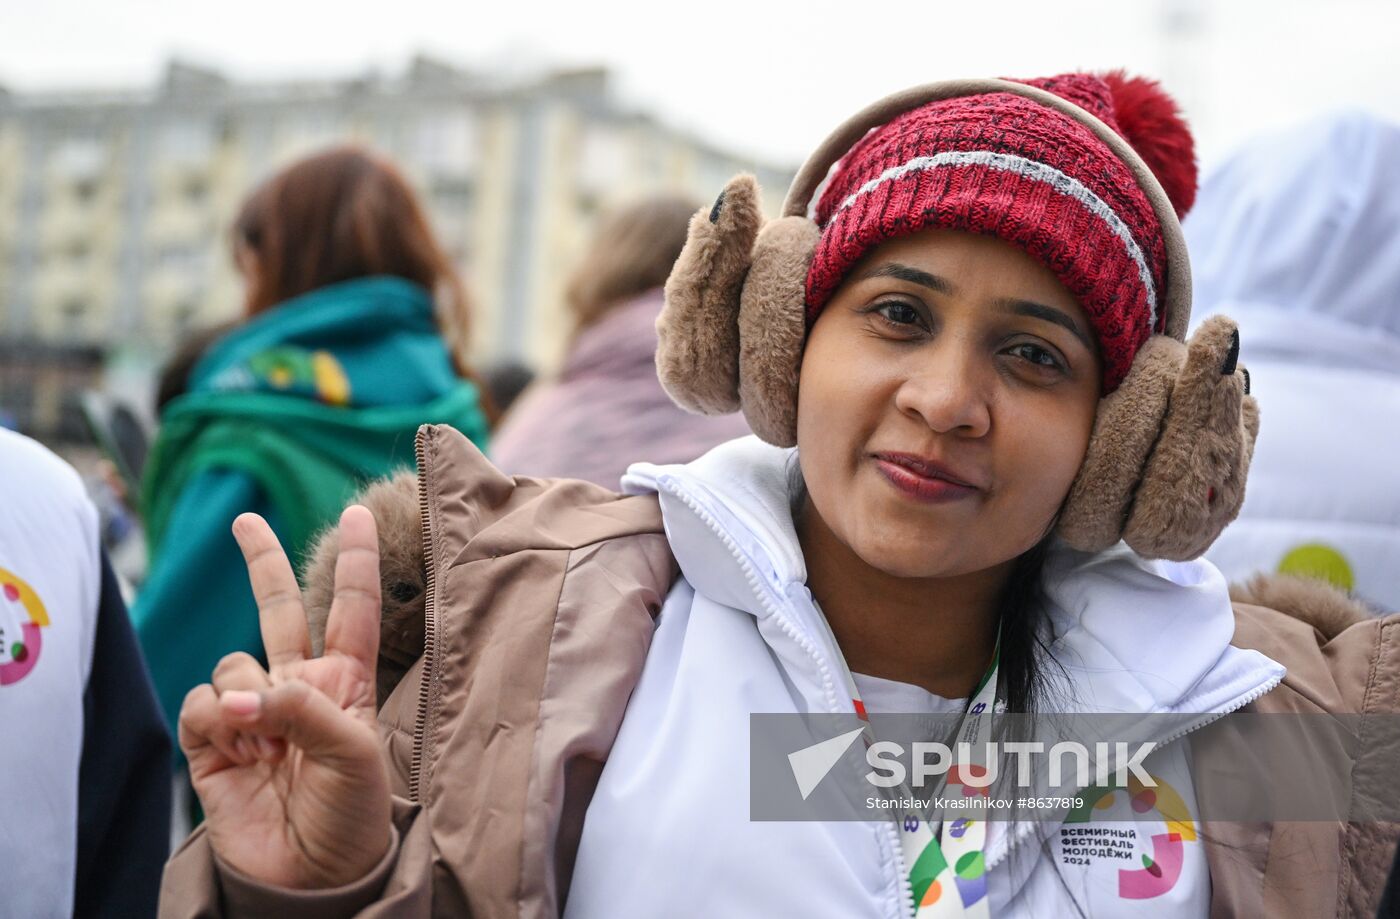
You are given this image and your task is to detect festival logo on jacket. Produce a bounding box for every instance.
[213,346,352,406]
[1057,773,1198,900]
[0,567,49,686]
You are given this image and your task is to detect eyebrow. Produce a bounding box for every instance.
[996,298,1093,351]
[857,262,1093,351]
[855,263,954,294]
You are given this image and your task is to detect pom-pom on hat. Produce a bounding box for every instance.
[805,71,1197,391]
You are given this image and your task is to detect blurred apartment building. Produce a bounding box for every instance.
[0,58,791,443]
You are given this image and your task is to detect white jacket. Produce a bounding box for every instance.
[1187,111,1400,612]
[563,436,1283,918]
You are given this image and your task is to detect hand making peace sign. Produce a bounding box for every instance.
[177,505,393,889]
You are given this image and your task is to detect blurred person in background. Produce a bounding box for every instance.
[1188,112,1400,613]
[478,359,536,416]
[1,427,170,917]
[489,194,750,487]
[133,146,492,747]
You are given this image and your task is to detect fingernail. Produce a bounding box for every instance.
[222,690,261,718]
[255,737,276,758]
[234,736,253,761]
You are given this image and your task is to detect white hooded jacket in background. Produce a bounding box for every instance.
[561,437,1283,918]
[1187,111,1400,611]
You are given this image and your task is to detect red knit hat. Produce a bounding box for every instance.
[805,71,1197,391]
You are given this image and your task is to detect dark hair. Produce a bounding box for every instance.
[233,146,475,374]
[155,320,238,414]
[480,360,537,416]
[564,194,698,330]
[993,528,1060,714]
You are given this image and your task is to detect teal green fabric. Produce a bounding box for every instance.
[133,276,489,745]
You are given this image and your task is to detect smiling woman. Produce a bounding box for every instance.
[796,229,1102,705]
[160,73,1398,919]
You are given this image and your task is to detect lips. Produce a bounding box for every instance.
[871,451,984,504]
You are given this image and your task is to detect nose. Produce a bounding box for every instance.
[892,341,992,438]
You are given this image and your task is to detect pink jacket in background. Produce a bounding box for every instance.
[489,290,751,488]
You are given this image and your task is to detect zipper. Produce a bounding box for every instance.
[409,426,440,804]
[983,668,1285,870]
[653,475,915,918]
[653,476,844,714]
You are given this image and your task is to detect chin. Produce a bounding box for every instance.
[850,520,979,580]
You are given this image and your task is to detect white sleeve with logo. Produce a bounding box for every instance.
[0,429,101,919]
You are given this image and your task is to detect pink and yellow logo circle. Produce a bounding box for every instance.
[0,567,49,686]
[1066,774,1197,900]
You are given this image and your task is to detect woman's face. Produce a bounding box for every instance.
[797,229,1102,580]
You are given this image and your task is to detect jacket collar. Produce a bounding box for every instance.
[561,291,665,383]
[624,436,1284,718]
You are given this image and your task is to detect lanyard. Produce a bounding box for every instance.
[809,601,999,919]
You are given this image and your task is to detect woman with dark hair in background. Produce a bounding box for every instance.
[489,194,749,487]
[133,146,491,747]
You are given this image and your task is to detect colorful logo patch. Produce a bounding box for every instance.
[0,567,50,686]
[1062,774,1197,900]
[244,347,351,406]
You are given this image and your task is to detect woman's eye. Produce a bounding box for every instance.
[874,301,921,327]
[1008,342,1065,371]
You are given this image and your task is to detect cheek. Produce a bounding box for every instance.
[1001,395,1097,510]
[795,321,893,479]
[795,332,845,490]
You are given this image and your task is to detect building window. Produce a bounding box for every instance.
[183,176,209,205]
[159,119,215,164]
[575,189,601,220]
[53,136,107,181]
[154,242,209,275]
[414,112,476,178]
[173,300,198,334]
[73,178,99,204]
[62,300,88,326]
[578,124,628,195]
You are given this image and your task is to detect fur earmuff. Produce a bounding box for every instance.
[302,470,426,708]
[737,216,819,446]
[1122,316,1260,560]
[656,173,763,415]
[1058,335,1184,553]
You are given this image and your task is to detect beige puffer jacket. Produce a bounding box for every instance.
[160,424,1400,918]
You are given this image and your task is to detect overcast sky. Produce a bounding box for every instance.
[2,0,1398,169]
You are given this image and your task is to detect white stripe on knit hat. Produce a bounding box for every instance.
[832,149,1159,330]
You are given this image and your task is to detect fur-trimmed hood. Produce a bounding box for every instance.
[1230,571,1376,638]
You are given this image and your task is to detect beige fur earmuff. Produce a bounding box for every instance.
[1058,316,1259,560]
[657,78,1260,561]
